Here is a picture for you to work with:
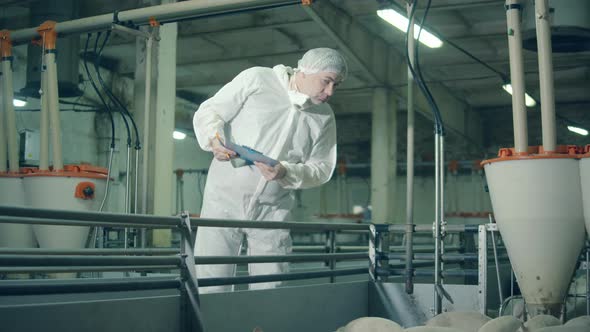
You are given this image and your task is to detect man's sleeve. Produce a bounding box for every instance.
[277,116,337,190]
[193,69,260,151]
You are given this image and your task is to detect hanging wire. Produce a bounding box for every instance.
[84,33,116,218]
[83,33,115,148]
[94,31,131,146]
[95,30,142,150]
[404,0,444,135]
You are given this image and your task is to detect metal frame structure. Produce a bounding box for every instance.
[0,205,370,331]
[3,205,589,329]
[369,221,513,315]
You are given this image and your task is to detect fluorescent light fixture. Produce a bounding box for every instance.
[173,130,186,140]
[377,8,443,48]
[567,125,588,136]
[13,98,27,107]
[502,84,537,107]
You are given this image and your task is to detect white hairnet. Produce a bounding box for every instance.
[296,48,348,80]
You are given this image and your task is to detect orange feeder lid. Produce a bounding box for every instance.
[23,164,109,180]
[481,145,581,166]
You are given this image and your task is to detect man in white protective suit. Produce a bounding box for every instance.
[192,48,348,293]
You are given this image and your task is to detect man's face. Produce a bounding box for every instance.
[298,71,342,105]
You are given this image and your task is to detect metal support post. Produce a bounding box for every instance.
[369,224,390,281]
[328,230,336,283]
[178,212,204,332]
[488,215,504,304]
[478,224,488,315]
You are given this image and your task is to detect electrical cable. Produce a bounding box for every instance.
[96,30,142,150]
[94,31,131,146]
[404,0,444,135]
[385,0,506,82]
[84,33,115,215]
[83,33,116,148]
[59,99,95,108]
[414,0,445,135]
[385,0,586,137]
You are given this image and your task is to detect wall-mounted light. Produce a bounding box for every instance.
[377,8,443,48]
[567,125,588,136]
[13,98,27,107]
[173,130,186,140]
[502,84,537,107]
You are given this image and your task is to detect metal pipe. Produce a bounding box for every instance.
[140,35,152,214]
[390,223,480,233]
[0,252,367,264]
[0,206,370,231]
[39,66,49,170]
[439,134,445,282]
[1,59,19,172]
[199,267,366,287]
[0,254,181,266]
[389,253,484,262]
[293,245,464,253]
[196,252,366,265]
[124,144,131,248]
[175,173,180,214]
[44,51,63,171]
[134,148,140,214]
[0,277,179,295]
[125,145,131,213]
[329,230,336,283]
[505,0,528,154]
[534,0,557,152]
[11,1,300,44]
[0,248,178,255]
[0,94,6,172]
[179,173,185,212]
[111,23,152,40]
[489,215,504,304]
[405,0,416,295]
[99,147,114,212]
[434,132,442,314]
[0,265,178,273]
[387,268,479,278]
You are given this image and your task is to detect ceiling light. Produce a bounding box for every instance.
[567,126,588,136]
[173,130,186,140]
[377,8,443,48]
[13,98,27,107]
[502,84,537,107]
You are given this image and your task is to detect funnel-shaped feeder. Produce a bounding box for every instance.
[22,165,107,278]
[0,174,36,249]
[483,147,585,316]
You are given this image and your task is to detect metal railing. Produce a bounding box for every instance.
[0,205,372,332]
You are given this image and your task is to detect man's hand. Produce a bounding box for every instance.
[255,162,286,181]
[210,137,236,161]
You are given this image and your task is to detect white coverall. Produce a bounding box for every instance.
[193,64,337,292]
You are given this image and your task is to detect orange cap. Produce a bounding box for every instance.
[482,145,580,166]
[37,21,58,50]
[0,30,12,58]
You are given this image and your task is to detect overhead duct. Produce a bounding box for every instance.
[20,0,82,98]
[522,0,590,52]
